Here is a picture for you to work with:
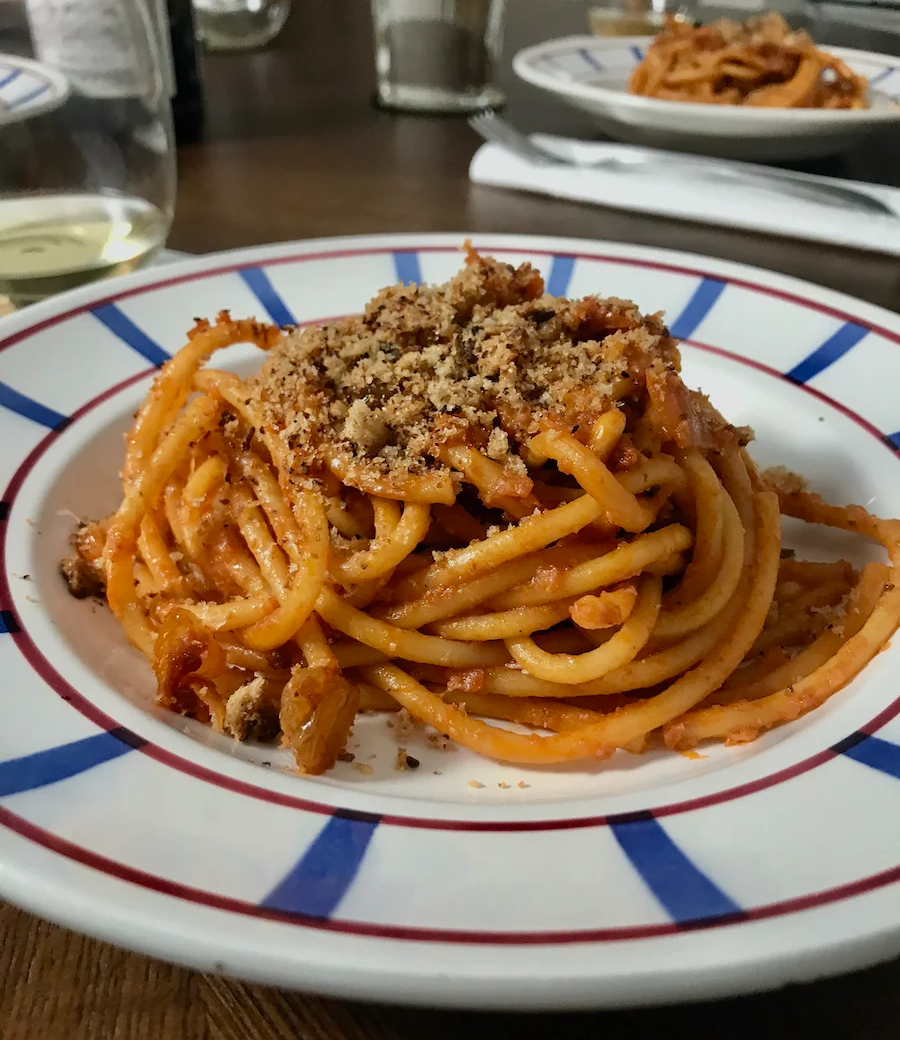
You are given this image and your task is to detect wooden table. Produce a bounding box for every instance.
[3,2,899,1037]
[171,0,900,310]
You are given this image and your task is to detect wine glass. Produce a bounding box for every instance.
[0,0,176,306]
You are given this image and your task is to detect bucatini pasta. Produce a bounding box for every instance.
[63,246,900,775]
[628,14,868,109]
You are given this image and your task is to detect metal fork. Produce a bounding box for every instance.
[469,111,896,219]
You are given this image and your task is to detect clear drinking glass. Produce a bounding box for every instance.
[0,0,175,306]
[193,0,291,52]
[372,0,506,114]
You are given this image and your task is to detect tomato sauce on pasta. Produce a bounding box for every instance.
[628,14,868,109]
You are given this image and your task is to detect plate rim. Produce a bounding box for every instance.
[0,51,70,125]
[0,231,899,1009]
[3,229,899,345]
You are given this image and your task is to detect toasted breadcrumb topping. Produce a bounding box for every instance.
[762,465,809,496]
[250,247,731,490]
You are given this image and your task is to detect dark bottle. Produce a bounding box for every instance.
[166,0,205,143]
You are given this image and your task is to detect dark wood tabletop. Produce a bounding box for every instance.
[172,0,900,310]
[3,2,900,1037]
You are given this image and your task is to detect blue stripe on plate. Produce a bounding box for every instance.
[0,68,20,92]
[238,266,297,326]
[541,55,570,74]
[0,728,146,797]
[631,45,644,62]
[92,304,170,367]
[393,250,422,286]
[611,815,742,924]
[869,67,895,88]
[835,733,900,780]
[0,381,67,428]
[546,254,575,297]
[886,431,900,449]
[786,322,869,384]
[262,813,379,918]
[9,82,49,109]
[669,278,727,339]
[578,48,603,71]
[0,609,19,634]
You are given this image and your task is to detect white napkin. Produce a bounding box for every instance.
[469,135,900,257]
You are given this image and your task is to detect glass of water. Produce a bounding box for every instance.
[0,0,175,307]
[372,0,506,114]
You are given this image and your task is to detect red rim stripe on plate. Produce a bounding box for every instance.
[0,801,898,944]
[0,244,898,359]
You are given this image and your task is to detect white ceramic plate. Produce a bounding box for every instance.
[0,53,68,125]
[1,232,899,1009]
[513,35,900,160]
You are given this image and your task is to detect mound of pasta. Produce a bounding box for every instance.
[628,14,868,109]
[65,247,900,775]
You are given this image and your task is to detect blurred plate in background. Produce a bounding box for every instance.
[513,35,900,160]
[0,53,68,125]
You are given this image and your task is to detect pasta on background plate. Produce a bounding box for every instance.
[629,14,868,109]
[64,246,900,776]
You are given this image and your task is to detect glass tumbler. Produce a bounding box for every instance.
[372,0,506,114]
[0,0,176,306]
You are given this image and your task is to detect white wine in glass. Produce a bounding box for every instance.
[0,0,176,306]
[0,192,169,303]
